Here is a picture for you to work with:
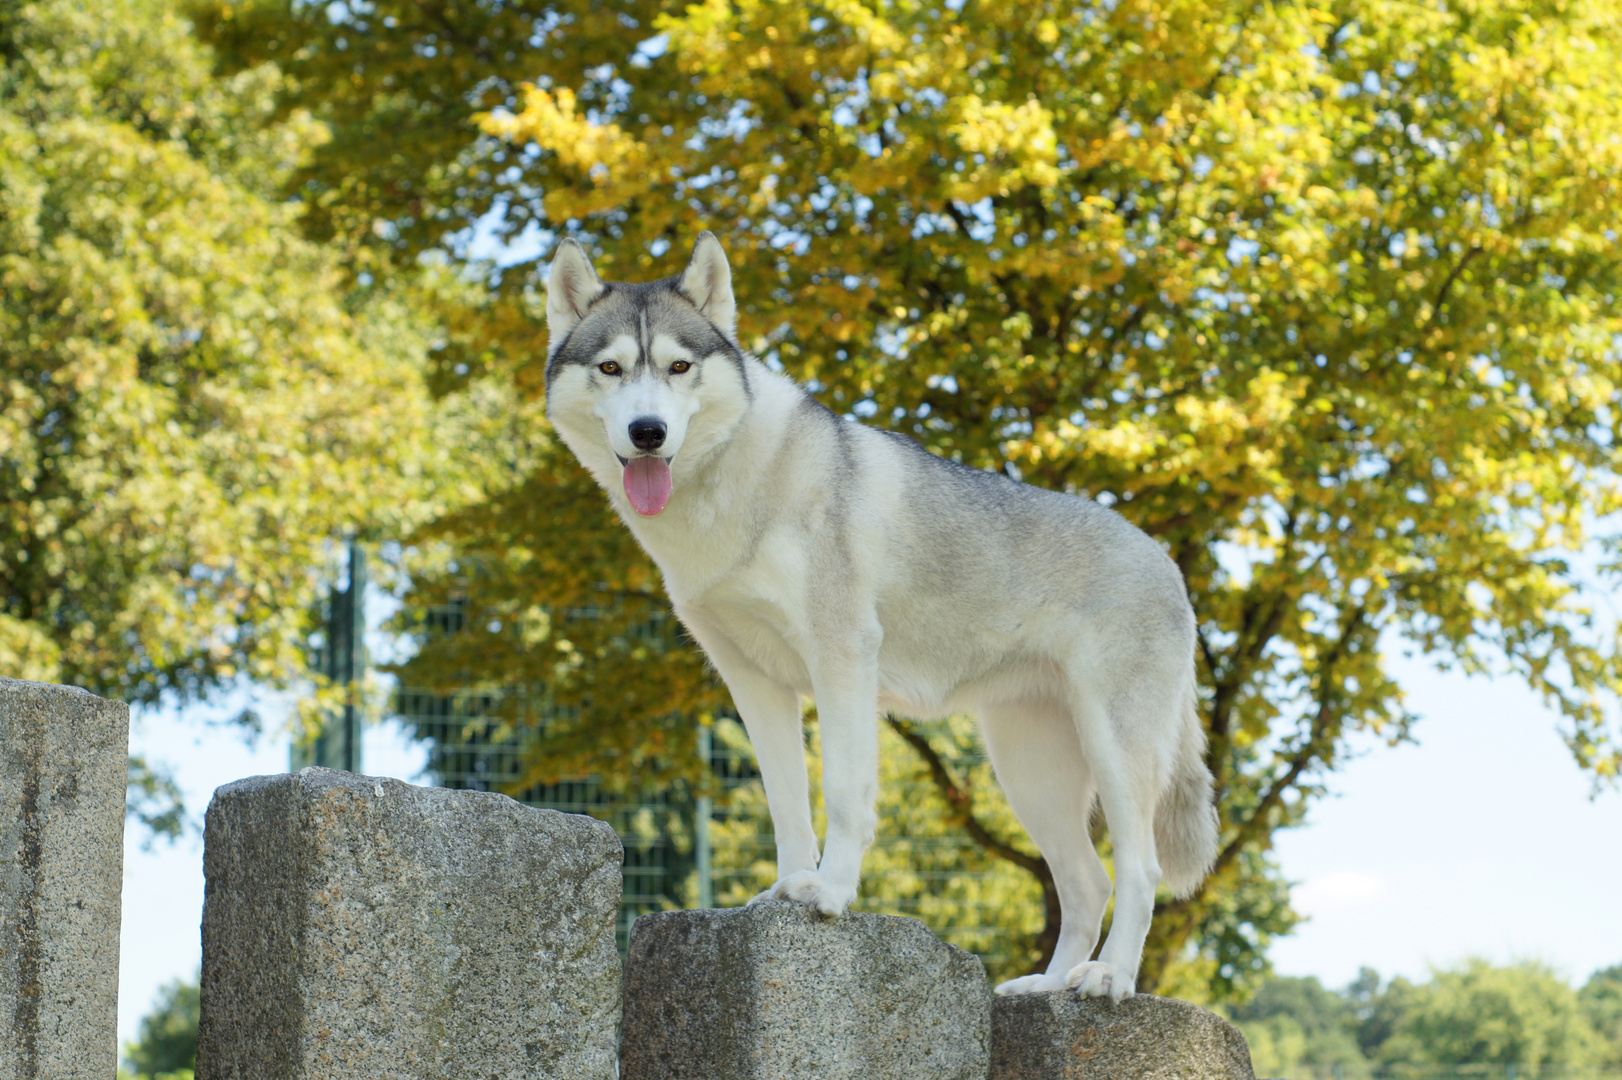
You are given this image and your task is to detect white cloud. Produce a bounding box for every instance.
[1293,872,1388,915]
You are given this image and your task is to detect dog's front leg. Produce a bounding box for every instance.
[725,665,822,887]
[773,627,881,917]
[676,606,821,889]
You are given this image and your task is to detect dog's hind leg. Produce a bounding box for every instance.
[981,699,1114,995]
[1064,681,1173,1002]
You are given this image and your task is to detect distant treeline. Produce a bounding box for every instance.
[1229,959,1622,1079]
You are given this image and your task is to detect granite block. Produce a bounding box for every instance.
[0,678,128,1080]
[196,767,622,1079]
[991,990,1256,1080]
[621,900,990,1080]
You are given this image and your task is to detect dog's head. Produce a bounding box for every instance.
[543,233,751,517]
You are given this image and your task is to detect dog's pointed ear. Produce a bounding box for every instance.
[678,231,737,340]
[546,239,605,350]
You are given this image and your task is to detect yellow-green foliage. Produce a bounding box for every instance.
[1229,962,1621,1074]
[201,0,1622,995]
[0,0,474,702]
[1582,965,1622,1066]
[1377,960,1609,1069]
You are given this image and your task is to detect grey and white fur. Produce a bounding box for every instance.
[544,233,1219,1000]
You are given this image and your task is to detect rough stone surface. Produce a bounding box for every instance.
[196,767,622,1080]
[621,900,991,1080]
[0,678,128,1080]
[991,990,1256,1080]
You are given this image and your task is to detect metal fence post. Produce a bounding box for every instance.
[696,724,713,910]
[291,538,366,774]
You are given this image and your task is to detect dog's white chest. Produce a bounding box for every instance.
[699,597,813,691]
[671,538,816,692]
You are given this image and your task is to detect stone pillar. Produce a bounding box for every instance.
[621,900,991,1080]
[196,767,622,1080]
[0,678,128,1080]
[991,991,1256,1080]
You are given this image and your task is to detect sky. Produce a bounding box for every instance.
[114,651,1622,1051]
[1268,652,1622,989]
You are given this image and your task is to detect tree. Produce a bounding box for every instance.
[0,0,476,716]
[121,977,199,1079]
[1375,959,1607,1069]
[199,0,1622,994]
[1231,962,1619,1072]
[1348,966,1409,1062]
[1227,974,1372,1078]
[1581,964,1622,1065]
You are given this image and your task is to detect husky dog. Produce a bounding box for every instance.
[543,233,1219,1000]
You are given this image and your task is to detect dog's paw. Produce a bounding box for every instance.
[1065,961,1135,1002]
[994,972,1069,996]
[768,869,855,917]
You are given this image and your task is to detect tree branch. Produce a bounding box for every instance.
[885,715,1044,875]
[942,200,974,237]
[1114,302,1148,344]
[886,714,1064,970]
[1148,604,1371,986]
[1138,491,1244,540]
[1196,625,1221,686]
[1318,19,1352,64]
[1424,245,1482,329]
[1202,503,1302,784]
[1205,606,1366,882]
[1203,584,1291,791]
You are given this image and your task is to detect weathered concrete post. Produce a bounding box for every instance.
[1,678,128,1080]
[991,991,1257,1080]
[196,767,622,1080]
[621,900,991,1080]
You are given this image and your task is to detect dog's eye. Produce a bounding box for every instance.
[598,361,621,376]
[669,360,692,375]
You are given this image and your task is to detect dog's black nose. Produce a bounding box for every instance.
[629,417,667,451]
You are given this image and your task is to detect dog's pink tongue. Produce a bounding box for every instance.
[623,457,672,516]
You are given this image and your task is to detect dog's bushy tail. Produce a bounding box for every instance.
[1154,692,1220,899]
